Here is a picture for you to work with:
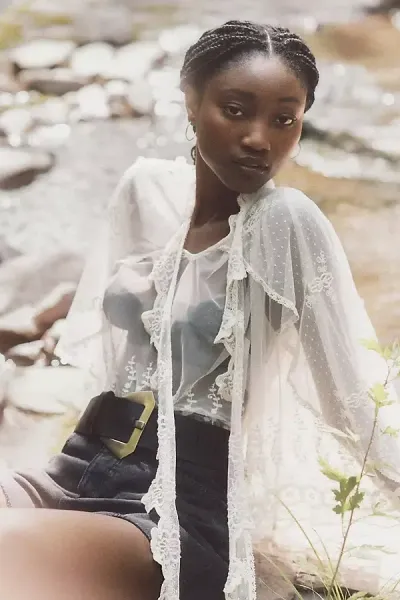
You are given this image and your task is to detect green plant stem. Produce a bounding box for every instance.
[327,368,391,598]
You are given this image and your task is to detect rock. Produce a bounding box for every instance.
[303,61,400,169]
[0,72,19,94]
[6,365,88,415]
[10,39,76,70]
[70,42,115,78]
[104,79,131,118]
[42,318,67,362]
[0,107,34,138]
[72,5,136,46]
[313,15,400,70]
[366,0,400,13]
[0,147,54,189]
[30,97,70,125]
[0,251,83,318]
[19,68,87,95]
[6,340,44,367]
[70,83,110,120]
[27,123,71,149]
[33,282,76,333]
[104,41,165,82]
[158,25,203,55]
[0,238,22,263]
[0,306,41,355]
[0,92,14,113]
[127,79,154,116]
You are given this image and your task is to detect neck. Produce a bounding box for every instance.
[191,153,240,227]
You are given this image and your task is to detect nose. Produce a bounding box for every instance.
[241,120,271,154]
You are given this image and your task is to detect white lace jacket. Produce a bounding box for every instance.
[58,157,400,600]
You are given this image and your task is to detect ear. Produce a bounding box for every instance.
[184,85,200,124]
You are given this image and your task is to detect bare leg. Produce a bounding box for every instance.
[0,510,162,600]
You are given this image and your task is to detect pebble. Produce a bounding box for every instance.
[70,42,115,78]
[10,39,76,70]
[127,79,154,116]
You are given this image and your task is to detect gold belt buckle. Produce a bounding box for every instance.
[102,391,156,459]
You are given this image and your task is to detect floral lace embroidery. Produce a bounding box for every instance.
[208,383,224,415]
[181,390,197,413]
[122,356,137,395]
[305,250,337,309]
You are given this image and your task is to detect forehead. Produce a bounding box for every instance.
[205,53,306,103]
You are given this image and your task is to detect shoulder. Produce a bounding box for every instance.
[120,156,194,191]
[257,186,332,232]
[109,156,194,250]
[269,186,321,217]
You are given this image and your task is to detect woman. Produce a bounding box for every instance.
[0,20,400,600]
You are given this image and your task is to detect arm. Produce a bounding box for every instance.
[288,194,400,488]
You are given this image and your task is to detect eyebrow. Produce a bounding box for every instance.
[278,96,302,105]
[219,88,302,104]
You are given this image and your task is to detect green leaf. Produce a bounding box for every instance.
[349,491,365,510]
[361,339,384,356]
[369,383,394,409]
[370,383,387,403]
[383,347,392,360]
[319,457,348,483]
[382,426,400,438]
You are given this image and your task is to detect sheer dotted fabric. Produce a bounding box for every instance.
[57,158,400,599]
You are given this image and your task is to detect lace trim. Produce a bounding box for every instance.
[141,218,191,600]
[212,205,258,600]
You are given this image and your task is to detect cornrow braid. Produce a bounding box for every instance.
[180,20,319,112]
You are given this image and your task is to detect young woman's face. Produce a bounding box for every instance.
[186,53,307,194]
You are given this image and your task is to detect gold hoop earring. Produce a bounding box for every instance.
[185,122,196,142]
[291,143,301,159]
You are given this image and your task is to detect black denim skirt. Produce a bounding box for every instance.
[7,414,230,600]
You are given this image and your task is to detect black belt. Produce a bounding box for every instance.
[75,391,229,472]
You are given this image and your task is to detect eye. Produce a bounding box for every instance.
[223,104,245,118]
[275,114,297,127]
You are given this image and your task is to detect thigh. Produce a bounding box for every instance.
[0,509,162,600]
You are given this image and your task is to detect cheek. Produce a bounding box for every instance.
[197,108,234,152]
[273,124,302,159]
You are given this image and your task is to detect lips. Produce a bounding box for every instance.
[233,158,270,175]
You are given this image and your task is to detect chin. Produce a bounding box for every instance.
[220,172,271,196]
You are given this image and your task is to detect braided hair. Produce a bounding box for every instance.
[180,20,319,113]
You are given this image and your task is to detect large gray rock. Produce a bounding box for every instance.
[10,39,76,70]
[0,147,54,189]
[19,68,87,95]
